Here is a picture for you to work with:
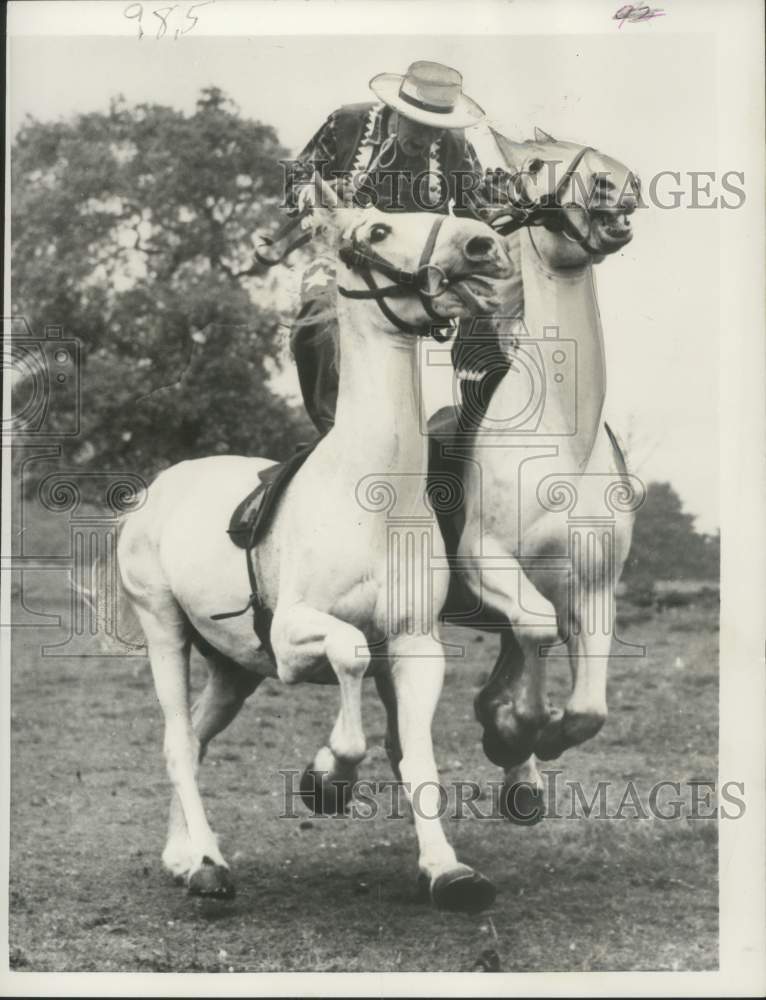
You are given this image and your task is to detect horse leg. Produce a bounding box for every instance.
[389,635,496,912]
[474,631,546,825]
[271,604,368,815]
[163,647,263,882]
[134,601,236,897]
[312,670,410,818]
[468,550,558,769]
[374,669,402,781]
[535,587,612,760]
[501,755,546,824]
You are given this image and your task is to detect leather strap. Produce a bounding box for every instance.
[210,543,274,657]
[489,146,601,253]
[337,215,466,340]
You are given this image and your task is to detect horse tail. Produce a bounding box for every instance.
[111,516,147,649]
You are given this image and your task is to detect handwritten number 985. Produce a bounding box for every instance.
[124,1,213,40]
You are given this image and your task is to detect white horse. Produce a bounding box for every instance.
[369,130,644,820]
[453,130,645,819]
[116,192,513,909]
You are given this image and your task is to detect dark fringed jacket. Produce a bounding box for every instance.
[285,101,495,216]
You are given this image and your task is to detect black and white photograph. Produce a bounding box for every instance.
[3,0,764,994]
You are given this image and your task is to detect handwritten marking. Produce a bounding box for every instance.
[153,5,178,39]
[124,0,213,40]
[124,2,144,39]
[614,4,665,28]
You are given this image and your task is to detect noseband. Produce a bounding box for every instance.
[337,214,478,341]
[491,146,604,254]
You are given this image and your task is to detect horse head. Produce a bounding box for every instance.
[310,183,515,338]
[492,126,641,269]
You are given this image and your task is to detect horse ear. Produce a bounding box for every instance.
[490,128,527,171]
[534,126,557,143]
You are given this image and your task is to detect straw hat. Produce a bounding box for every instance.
[369,60,485,129]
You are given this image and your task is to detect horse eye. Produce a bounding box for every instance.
[528,158,544,175]
[369,224,391,244]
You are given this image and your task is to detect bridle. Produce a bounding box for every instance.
[336,214,481,341]
[254,148,606,337]
[256,147,606,280]
[490,146,604,255]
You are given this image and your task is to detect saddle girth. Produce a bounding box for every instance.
[211,441,319,657]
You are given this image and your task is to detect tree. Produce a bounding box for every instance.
[12,87,313,479]
[622,481,720,587]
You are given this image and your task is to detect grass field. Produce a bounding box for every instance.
[8,554,719,974]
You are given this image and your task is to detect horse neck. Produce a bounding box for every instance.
[332,298,428,483]
[484,228,607,469]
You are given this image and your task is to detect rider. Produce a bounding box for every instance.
[283,60,522,434]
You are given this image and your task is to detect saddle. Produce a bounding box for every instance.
[212,440,319,657]
[228,441,318,551]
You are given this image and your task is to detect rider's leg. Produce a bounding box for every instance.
[290,306,339,436]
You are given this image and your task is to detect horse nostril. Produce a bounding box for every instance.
[464,235,496,260]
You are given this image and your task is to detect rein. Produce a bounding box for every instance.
[336,214,475,341]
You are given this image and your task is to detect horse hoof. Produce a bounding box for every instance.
[482,730,511,768]
[533,709,566,761]
[431,866,496,913]
[187,859,236,898]
[481,730,535,770]
[501,782,545,825]
[299,765,353,816]
[535,708,605,761]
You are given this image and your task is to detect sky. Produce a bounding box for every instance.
[9,29,723,530]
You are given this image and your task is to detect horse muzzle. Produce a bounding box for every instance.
[589,203,636,252]
[444,270,513,316]
[461,234,514,277]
